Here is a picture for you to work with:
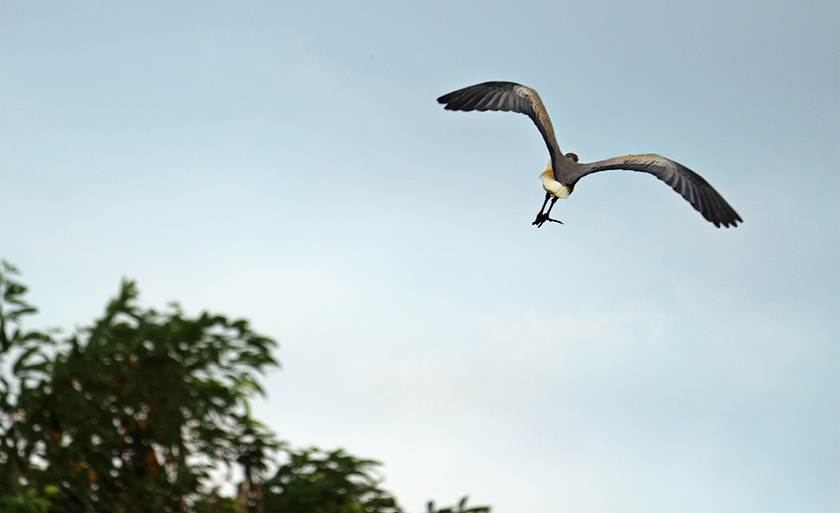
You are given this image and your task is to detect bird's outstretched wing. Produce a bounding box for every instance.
[571,154,742,228]
[437,81,565,167]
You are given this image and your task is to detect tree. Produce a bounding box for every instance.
[0,261,279,512]
[425,497,490,513]
[0,262,490,513]
[261,447,401,513]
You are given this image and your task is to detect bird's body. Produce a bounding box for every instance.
[437,81,742,228]
[539,165,573,199]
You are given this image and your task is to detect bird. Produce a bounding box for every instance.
[436,81,742,228]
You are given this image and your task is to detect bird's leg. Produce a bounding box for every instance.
[532,193,563,227]
[533,193,551,222]
[532,193,551,227]
[543,196,562,224]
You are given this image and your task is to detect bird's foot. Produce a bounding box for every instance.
[533,193,562,227]
[532,213,563,227]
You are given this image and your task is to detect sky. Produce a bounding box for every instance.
[1,1,838,511]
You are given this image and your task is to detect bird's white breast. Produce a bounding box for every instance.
[539,169,572,199]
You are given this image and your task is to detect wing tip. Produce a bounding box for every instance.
[711,211,743,228]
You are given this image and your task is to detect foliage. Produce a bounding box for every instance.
[0,485,63,513]
[261,447,401,513]
[425,496,490,513]
[0,262,279,512]
[0,261,491,513]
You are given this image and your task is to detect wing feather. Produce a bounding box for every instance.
[575,154,742,228]
[437,81,566,168]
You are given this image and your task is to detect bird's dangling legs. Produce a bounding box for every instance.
[532,193,563,227]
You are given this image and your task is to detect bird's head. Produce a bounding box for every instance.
[565,152,579,163]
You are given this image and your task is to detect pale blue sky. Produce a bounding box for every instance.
[2,1,838,512]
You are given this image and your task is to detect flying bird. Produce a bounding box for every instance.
[437,81,742,228]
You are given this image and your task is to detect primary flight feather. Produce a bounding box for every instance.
[437,81,742,228]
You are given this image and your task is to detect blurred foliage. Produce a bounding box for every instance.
[261,447,400,513]
[0,261,279,512]
[425,496,490,513]
[0,261,490,513]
